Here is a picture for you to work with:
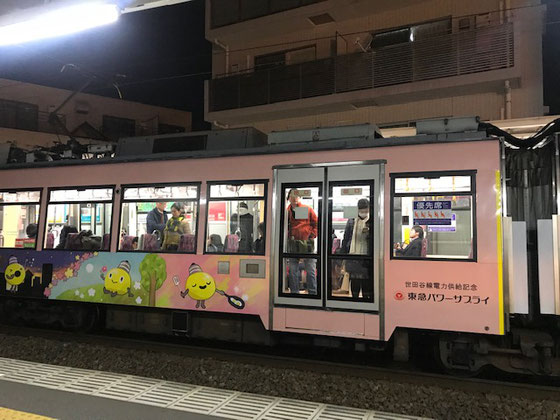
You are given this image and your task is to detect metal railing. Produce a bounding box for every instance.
[209,23,514,112]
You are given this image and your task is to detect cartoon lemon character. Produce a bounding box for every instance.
[181,263,216,309]
[102,260,133,298]
[4,256,26,292]
[180,263,245,310]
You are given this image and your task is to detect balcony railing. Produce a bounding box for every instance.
[209,23,514,112]
[210,0,325,28]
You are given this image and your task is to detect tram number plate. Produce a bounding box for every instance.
[341,188,363,196]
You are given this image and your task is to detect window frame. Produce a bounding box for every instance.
[0,187,43,251]
[45,185,116,252]
[327,179,375,303]
[277,181,323,299]
[204,179,268,256]
[390,170,477,262]
[118,182,201,254]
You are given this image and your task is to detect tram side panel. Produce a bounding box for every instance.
[384,140,504,339]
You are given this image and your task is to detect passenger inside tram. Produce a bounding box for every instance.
[162,202,191,251]
[330,185,373,301]
[230,202,254,253]
[207,234,224,253]
[253,222,265,254]
[341,198,373,300]
[285,188,318,295]
[395,225,424,257]
[146,202,168,242]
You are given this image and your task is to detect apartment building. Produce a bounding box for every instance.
[0,78,192,150]
[204,0,545,133]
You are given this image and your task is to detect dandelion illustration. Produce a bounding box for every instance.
[88,288,95,297]
[133,282,141,290]
[135,296,142,305]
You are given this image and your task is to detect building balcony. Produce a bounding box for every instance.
[207,23,516,125]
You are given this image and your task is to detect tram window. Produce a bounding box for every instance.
[280,186,321,296]
[44,187,114,251]
[328,183,374,302]
[0,190,41,249]
[206,182,266,255]
[391,173,476,260]
[119,184,199,253]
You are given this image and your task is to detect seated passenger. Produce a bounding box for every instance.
[26,223,38,239]
[207,234,224,253]
[395,225,424,258]
[132,237,139,250]
[253,222,265,254]
[162,203,191,251]
[56,226,78,249]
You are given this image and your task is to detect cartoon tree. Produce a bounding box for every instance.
[139,254,167,306]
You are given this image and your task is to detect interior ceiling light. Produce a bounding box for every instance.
[0,2,120,47]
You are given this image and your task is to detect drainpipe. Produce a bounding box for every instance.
[214,38,229,75]
[499,0,505,24]
[505,80,512,120]
[505,0,512,23]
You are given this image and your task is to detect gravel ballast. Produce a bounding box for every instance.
[0,333,558,419]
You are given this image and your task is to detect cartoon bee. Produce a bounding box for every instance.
[4,256,26,292]
[180,263,244,310]
[101,260,133,298]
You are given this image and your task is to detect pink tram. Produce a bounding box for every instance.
[0,122,558,375]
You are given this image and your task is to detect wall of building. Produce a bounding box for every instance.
[0,78,192,140]
[206,0,544,131]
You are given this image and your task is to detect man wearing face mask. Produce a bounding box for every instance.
[230,202,254,253]
[341,198,372,300]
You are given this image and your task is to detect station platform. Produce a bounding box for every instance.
[0,357,427,420]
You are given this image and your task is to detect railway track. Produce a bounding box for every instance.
[0,324,558,404]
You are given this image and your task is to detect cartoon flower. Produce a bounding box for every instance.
[52,278,58,287]
[135,296,142,305]
[65,268,74,278]
[88,288,95,297]
[74,290,80,296]
[80,294,84,299]
[43,288,51,298]
[133,282,141,290]
[101,266,107,273]
[93,252,99,256]
[75,255,80,261]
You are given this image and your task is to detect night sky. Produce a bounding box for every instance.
[1,0,560,130]
[0,0,212,130]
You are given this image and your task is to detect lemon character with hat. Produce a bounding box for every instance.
[102,260,134,297]
[180,263,245,310]
[4,256,26,292]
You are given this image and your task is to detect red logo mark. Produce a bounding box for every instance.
[395,291,404,301]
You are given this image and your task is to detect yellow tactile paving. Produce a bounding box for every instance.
[0,407,55,420]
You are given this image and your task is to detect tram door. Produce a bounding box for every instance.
[273,163,383,311]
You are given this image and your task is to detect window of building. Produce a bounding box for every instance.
[0,99,39,131]
[205,181,266,255]
[254,45,316,70]
[102,115,136,140]
[391,172,476,260]
[0,190,41,249]
[44,187,114,251]
[158,123,186,135]
[119,184,199,253]
[371,17,452,49]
